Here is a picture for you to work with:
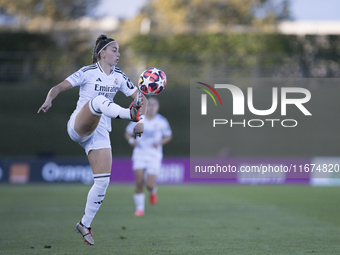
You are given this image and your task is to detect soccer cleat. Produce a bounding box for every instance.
[134,210,145,217]
[130,107,143,122]
[129,91,143,122]
[75,221,94,245]
[150,193,158,205]
[133,90,143,108]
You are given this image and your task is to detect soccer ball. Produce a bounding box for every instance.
[138,68,167,96]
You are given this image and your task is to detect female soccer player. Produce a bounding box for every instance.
[38,34,147,245]
[125,97,172,216]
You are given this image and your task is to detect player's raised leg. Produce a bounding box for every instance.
[74,94,143,138]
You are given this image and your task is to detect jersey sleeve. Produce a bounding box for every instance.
[119,69,137,97]
[65,68,86,87]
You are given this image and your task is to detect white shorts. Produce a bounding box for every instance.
[132,156,162,176]
[67,113,111,155]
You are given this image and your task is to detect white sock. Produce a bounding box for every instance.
[134,193,145,211]
[89,95,130,119]
[81,174,110,228]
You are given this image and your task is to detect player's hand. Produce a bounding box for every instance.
[37,101,52,113]
[133,123,144,138]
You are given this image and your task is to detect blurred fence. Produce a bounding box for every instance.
[1,51,340,86]
[135,53,340,83]
[0,51,79,84]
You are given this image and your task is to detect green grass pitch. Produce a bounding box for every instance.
[1,184,340,254]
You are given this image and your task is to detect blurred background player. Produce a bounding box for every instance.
[38,34,147,245]
[125,97,172,216]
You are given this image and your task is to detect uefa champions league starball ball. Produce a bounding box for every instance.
[138,68,167,96]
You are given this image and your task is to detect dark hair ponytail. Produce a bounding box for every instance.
[92,34,115,63]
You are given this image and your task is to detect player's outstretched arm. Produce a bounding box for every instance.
[37,80,72,113]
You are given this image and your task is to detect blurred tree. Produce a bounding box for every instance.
[0,0,99,21]
[121,0,291,35]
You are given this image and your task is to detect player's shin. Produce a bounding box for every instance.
[81,174,110,227]
[90,95,130,119]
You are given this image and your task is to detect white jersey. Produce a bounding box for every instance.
[66,62,137,132]
[126,114,172,160]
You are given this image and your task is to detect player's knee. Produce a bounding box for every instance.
[94,176,110,190]
[92,95,108,108]
[90,95,108,115]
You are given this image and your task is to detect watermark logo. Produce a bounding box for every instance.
[197,82,312,128]
[196,82,222,115]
